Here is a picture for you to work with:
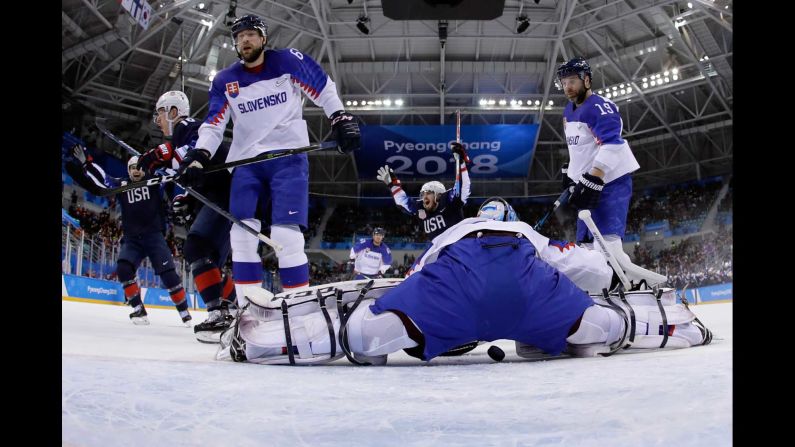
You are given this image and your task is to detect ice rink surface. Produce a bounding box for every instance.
[63,299,732,446]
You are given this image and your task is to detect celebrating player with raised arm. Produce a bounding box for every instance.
[377,142,471,241]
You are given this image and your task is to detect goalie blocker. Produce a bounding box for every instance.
[216,279,712,365]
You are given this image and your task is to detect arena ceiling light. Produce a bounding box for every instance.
[345,98,404,108]
[516,14,530,34]
[356,15,371,35]
[478,98,556,110]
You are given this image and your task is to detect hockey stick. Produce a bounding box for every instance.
[453,109,461,196]
[533,186,573,231]
[94,138,337,197]
[95,119,283,251]
[578,209,632,291]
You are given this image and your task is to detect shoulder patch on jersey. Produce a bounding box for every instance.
[226,81,240,98]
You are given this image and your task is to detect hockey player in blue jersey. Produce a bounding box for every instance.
[349,227,393,280]
[64,146,191,326]
[218,198,711,365]
[176,14,360,303]
[556,57,642,280]
[377,142,471,241]
[137,90,237,342]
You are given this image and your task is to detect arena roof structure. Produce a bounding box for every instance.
[62,0,732,198]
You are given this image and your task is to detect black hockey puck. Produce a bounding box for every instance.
[487,345,505,362]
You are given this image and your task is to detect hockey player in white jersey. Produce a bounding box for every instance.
[176,14,360,300]
[215,198,711,365]
[349,227,393,280]
[557,57,644,285]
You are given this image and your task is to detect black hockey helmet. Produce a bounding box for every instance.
[373,227,386,236]
[556,57,593,83]
[231,14,268,41]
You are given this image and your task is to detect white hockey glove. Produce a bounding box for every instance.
[377,165,400,187]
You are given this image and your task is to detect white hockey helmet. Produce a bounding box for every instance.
[127,155,143,179]
[478,197,519,222]
[420,181,446,196]
[153,90,190,135]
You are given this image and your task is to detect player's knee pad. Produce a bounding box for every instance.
[345,303,418,360]
[567,288,713,357]
[230,219,261,262]
[183,234,214,264]
[159,268,181,289]
[218,279,405,365]
[566,304,624,346]
[116,260,136,283]
[270,224,307,267]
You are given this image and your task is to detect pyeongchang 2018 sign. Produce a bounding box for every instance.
[356,124,539,179]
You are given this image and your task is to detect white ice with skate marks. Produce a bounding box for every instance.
[63,300,732,446]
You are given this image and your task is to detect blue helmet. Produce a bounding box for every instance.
[556,57,592,83]
[478,197,519,222]
[231,14,268,41]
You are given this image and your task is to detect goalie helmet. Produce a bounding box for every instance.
[477,197,519,222]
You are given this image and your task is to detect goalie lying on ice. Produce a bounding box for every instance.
[217,199,713,365]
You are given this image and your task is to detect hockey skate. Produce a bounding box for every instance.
[129,305,150,325]
[179,309,193,327]
[194,307,233,343]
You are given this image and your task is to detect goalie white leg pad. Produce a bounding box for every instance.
[567,288,713,357]
[346,302,418,357]
[219,279,409,365]
[240,310,343,365]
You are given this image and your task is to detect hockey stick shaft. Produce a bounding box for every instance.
[181,185,283,252]
[533,186,572,231]
[577,209,632,290]
[453,110,461,194]
[95,141,337,196]
[95,119,283,251]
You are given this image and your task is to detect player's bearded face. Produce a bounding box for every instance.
[236,30,265,63]
[560,75,588,102]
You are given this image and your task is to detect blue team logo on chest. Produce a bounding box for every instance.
[226,81,240,98]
